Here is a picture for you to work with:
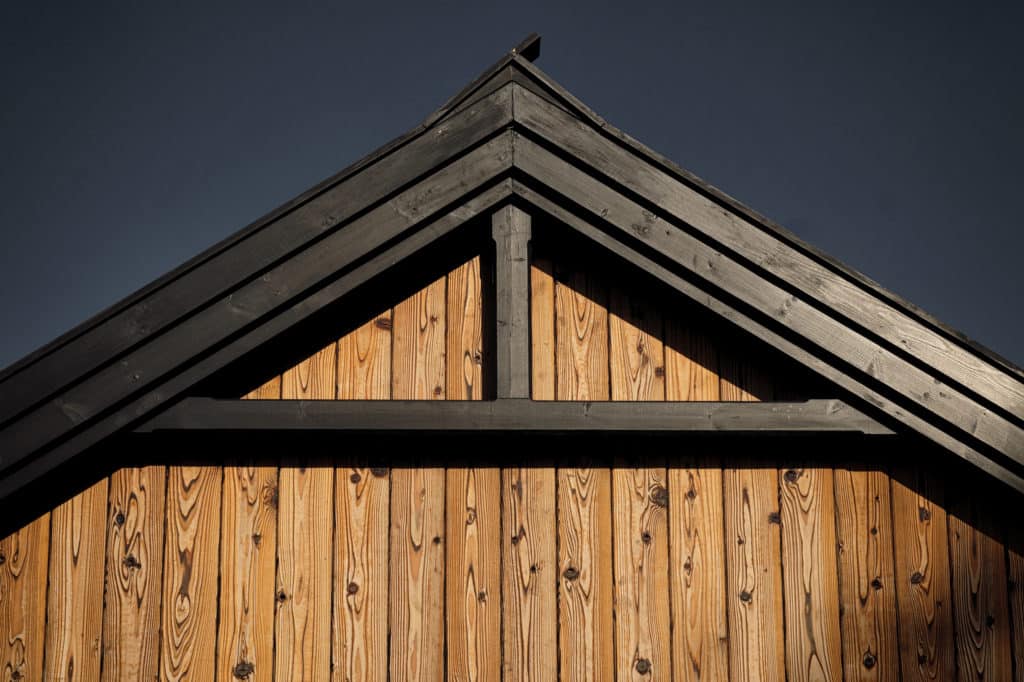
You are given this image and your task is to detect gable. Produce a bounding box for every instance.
[0,37,1021,504]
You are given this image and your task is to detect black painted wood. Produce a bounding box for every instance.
[492,205,532,398]
[137,397,895,435]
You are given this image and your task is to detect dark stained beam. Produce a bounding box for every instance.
[492,205,532,398]
[137,398,895,435]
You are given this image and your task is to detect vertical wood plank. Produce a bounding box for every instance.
[103,466,166,681]
[724,464,785,682]
[612,465,671,681]
[445,257,501,681]
[890,466,956,681]
[217,377,279,682]
[530,258,556,401]
[1008,511,1024,682]
[665,319,728,682]
[0,513,50,682]
[161,466,221,682]
[390,275,446,681]
[947,483,1013,681]
[337,313,393,400]
[503,467,557,682]
[555,255,614,681]
[492,206,532,398]
[446,468,501,682]
[335,313,391,682]
[555,257,608,401]
[833,466,900,681]
[610,285,670,680]
[276,344,335,682]
[778,466,843,681]
[722,360,785,682]
[44,479,108,682]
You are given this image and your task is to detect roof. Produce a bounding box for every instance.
[1,34,1022,501]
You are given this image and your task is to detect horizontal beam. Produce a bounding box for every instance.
[138,398,895,435]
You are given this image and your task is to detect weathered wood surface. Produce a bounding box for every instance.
[666,319,728,682]
[335,309,392,682]
[552,249,614,681]
[103,466,166,682]
[503,467,557,682]
[0,512,50,682]
[779,466,843,681]
[947,483,1013,681]
[493,206,532,399]
[44,479,108,682]
[161,466,221,682]
[276,344,335,682]
[390,276,447,682]
[890,466,956,681]
[833,466,900,681]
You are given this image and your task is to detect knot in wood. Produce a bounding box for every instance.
[917,652,928,664]
[347,582,359,595]
[252,533,262,546]
[477,591,487,602]
[114,511,126,526]
[432,536,442,545]
[277,590,288,603]
[370,467,388,477]
[0,552,5,565]
[738,590,753,603]
[635,658,651,674]
[870,526,878,535]
[870,577,883,590]
[233,660,255,679]
[909,571,924,585]
[563,566,579,581]
[985,614,996,628]
[862,653,876,669]
[685,487,696,500]
[783,469,800,484]
[918,506,931,522]
[529,564,537,574]
[373,316,393,330]
[649,486,668,508]
[465,507,477,525]
[11,670,24,681]
[350,472,361,484]
[123,554,141,570]
[641,531,652,545]
[767,512,781,525]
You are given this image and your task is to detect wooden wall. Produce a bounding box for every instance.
[3,253,1023,681]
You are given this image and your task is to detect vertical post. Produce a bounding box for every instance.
[492,205,532,399]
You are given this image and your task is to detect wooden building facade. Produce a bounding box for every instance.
[2,36,1023,681]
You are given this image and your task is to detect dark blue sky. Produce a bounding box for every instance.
[2,2,1021,370]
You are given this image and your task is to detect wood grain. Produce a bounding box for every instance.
[778,466,843,681]
[833,466,900,681]
[390,276,446,681]
[335,307,391,682]
[389,466,445,682]
[609,284,670,680]
[0,512,50,682]
[276,343,335,682]
[102,466,166,681]
[503,467,557,682]
[666,319,728,682]
[530,258,556,401]
[446,467,501,682]
[608,283,664,403]
[553,248,614,681]
[445,256,500,681]
[337,312,392,400]
[724,463,785,682]
[612,465,671,681]
[890,466,956,681]
[1008,506,1024,682]
[947,483,1013,680]
[555,255,608,401]
[218,460,278,682]
[161,466,221,682]
[393,275,446,401]
[44,478,108,682]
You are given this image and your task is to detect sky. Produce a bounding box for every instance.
[1,1,1022,371]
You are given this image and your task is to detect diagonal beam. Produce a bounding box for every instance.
[509,180,1024,493]
[136,397,895,435]
[492,205,532,398]
[0,179,515,502]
